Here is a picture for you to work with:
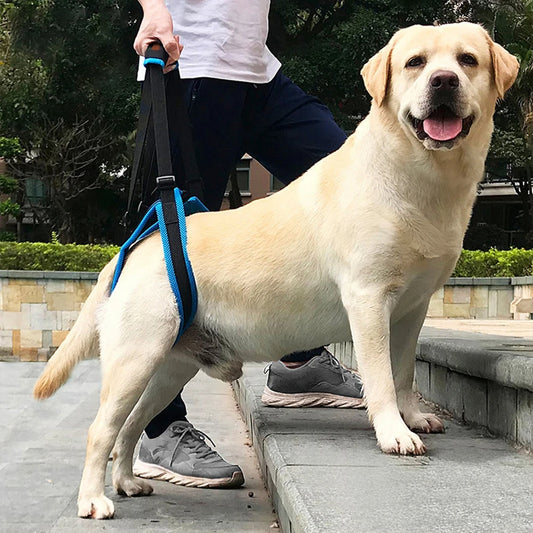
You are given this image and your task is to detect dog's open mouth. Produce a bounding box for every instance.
[410,106,474,143]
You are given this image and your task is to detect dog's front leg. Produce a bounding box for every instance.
[342,287,425,455]
[390,301,444,434]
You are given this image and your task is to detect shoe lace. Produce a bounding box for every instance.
[169,425,219,465]
[324,351,358,383]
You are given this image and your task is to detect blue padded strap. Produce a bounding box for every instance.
[174,189,197,330]
[155,199,185,337]
[111,203,158,292]
[184,196,208,216]
[111,190,207,342]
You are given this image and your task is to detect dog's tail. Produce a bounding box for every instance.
[33,256,118,400]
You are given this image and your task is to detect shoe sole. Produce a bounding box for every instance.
[261,387,366,409]
[133,459,244,489]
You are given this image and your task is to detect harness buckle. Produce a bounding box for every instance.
[156,175,176,190]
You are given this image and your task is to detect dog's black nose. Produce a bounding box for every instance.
[430,70,459,90]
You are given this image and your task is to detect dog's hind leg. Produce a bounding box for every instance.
[77,335,176,519]
[111,351,199,497]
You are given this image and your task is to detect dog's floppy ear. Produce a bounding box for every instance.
[361,42,393,106]
[488,38,519,98]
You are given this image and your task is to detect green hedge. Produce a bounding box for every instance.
[0,242,532,277]
[0,242,119,272]
[453,248,533,277]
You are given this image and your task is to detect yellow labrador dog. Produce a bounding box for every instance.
[34,22,518,519]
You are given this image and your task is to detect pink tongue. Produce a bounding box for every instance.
[423,116,463,141]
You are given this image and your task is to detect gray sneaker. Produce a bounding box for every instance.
[133,421,244,489]
[262,350,365,408]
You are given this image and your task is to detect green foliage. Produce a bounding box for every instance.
[1,241,530,277]
[0,231,16,242]
[0,138,23,222]
[0,0,140,243]
[453,248,533,277]
[0,242,119,271]
[0,174,17,193]
[0,137,22,159]
[0,198,21,217]
[1,0,141,143]
[490,127,530,168]
[270,0,453,129]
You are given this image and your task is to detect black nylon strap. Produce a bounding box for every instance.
[125,79,152,222]
[141,43,196,327]
[165,70,205,201]
[147,65,173,177]
[125,52,205,228]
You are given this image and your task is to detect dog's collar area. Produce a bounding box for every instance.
[409,107,474,144]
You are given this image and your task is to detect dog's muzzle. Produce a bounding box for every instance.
[408,70,474,145]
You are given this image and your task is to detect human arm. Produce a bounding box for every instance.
[134,0,183,64]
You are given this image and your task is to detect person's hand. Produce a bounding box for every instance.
[134,0,183,69]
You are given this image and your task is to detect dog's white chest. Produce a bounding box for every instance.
[393,255,457,321]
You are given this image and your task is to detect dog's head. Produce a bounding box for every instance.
[361,23,519,151]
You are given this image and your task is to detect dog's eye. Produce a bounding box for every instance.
[459,53,478,66]
[406,56,425,68]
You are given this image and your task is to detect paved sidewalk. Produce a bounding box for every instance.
[424,318,533,339]
[0,361,278,533]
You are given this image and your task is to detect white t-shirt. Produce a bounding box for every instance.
[139,0,281,83]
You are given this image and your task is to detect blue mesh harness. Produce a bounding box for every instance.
[112,43,206,343]
[111,191,206,340]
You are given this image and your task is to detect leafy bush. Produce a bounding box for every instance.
[0,137,22,159]
[0,231,16,242]
[0,242,531,277]
[0,242,119,271]
[453,248,533,277]
[0,197,21,217]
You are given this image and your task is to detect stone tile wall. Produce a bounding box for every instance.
[0,271,97,361]
[427,277,533,319]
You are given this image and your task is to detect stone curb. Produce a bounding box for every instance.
[332,327,533,449]
[416,327,533,449]
[417,328,533,393]
[234,363,533,533]
[233,372,323,533]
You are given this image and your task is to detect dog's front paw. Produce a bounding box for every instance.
[374,415,426,455]
[377,428,426,455]
[113,475,153,497]
[404,411,445,434]
[78,494,115,519]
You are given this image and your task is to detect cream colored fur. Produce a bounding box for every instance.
[33,23,518,519]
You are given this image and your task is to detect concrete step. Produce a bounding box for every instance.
[234,363,533,533]
[330,325,533,451]
[415,327,533,450]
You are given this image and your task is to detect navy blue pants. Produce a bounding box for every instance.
[145,70,346,437]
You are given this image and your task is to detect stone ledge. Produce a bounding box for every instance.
[445,276,512,286]
[416,327,533,449]
[417,328,533,393]
[443,276,532,286]
[0,270,99,280]
[333,327,533,450]
[512,276,533,285]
